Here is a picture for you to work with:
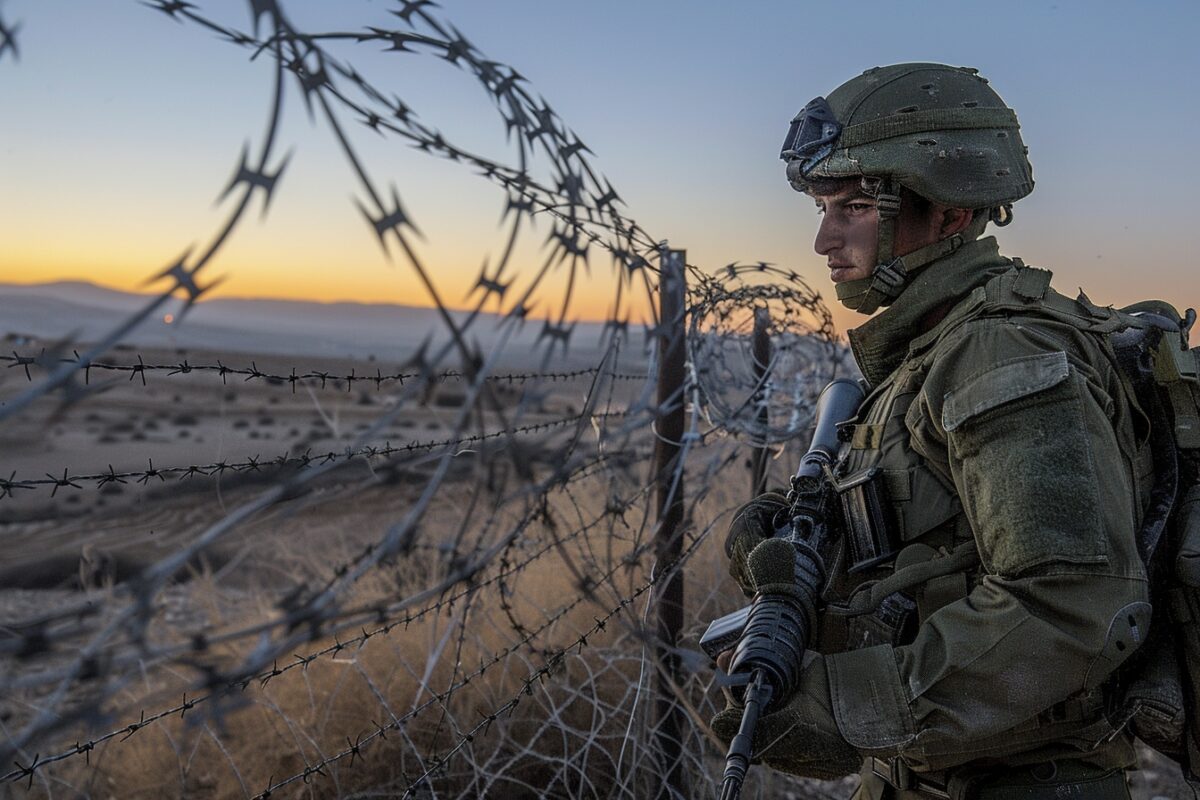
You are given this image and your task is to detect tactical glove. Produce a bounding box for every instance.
[711,655,860,781]
[724,490,790,596]
[714,536,855,779]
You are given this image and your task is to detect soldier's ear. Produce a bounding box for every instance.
[939,207,974,239]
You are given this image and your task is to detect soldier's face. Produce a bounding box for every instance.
[812,185,879,284]
[812,185,947,284]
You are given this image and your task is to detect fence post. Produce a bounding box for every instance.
[653,248,687,799]
[749,306,771,496]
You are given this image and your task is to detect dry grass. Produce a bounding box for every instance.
[2,438,869,799]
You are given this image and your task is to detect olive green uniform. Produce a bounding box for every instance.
[716,236,1152,797]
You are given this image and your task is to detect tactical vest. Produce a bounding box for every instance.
[821,260,1200,784]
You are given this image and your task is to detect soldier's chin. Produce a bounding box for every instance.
[829,267,864,283]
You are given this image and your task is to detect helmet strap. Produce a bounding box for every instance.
[837,210,990,314]
[870,177,903,267]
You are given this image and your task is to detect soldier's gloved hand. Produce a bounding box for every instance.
[713,528,850,778]
[724,490,790,596]
[727,537,824,695]
[711,654,860,781]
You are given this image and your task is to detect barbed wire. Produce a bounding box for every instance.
[0,447,660,784]
[0,442,648,656]
[0,336,640,696]
[409,522,725,795]
[0,3,19,63]
[0,388,640,697]
[0,351,648,390]
[2,333,635,685]
[251,530,708,800]
[0,409,632,498]
[687,262,847,442]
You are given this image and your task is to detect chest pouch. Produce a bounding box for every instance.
[831,466,900,574]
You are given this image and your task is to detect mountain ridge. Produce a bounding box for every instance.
[0,281,618,365]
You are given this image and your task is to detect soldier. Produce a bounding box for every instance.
[714,63,1154,799]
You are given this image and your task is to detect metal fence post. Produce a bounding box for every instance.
[653,248,687,799]
[749,306,771,496]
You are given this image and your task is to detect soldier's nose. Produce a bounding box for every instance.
[814,216,839,256]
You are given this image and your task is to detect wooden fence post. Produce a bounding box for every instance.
[653,248,687,799]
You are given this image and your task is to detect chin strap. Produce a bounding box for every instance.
[837,204,991,315]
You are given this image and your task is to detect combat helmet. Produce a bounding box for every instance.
[781,63,1034,313]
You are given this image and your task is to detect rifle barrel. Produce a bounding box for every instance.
[720,669,773,800]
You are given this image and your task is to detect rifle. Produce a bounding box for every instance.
[700,377,864,800]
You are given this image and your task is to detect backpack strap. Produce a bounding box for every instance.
[1111,322,1181,570]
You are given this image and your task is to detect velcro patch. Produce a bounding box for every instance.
[942,351,1070,432]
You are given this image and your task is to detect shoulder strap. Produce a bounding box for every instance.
[906,261,1125,363]
[983,264,1126,333]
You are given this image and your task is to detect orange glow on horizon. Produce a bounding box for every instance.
[2,252,652,326]
[7,234,1179,342]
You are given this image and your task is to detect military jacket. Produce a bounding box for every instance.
[796,237,1153,778]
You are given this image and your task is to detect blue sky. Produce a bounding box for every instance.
[1,0,1197,333]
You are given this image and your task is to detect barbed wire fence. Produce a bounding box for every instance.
[0,2,853,798]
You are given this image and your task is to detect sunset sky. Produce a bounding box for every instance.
[1,0,1198,337]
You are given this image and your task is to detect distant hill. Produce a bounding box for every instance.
[0,281,627,367]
